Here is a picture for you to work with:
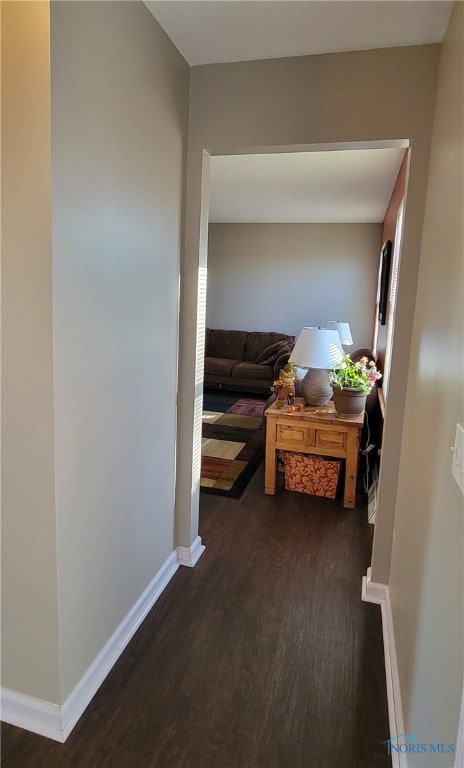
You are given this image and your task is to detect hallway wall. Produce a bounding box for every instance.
[387,4,463,762]
[1,0,61,703]
[2,0,189,707]
[50,0,189,700]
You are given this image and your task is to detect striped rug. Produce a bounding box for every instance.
[201,395,267,498]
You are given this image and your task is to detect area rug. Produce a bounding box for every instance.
[201,394,267,498]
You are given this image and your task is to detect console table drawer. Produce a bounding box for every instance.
[276,424,314,448]
[315,429,347,449]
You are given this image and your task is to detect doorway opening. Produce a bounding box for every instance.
[177,138,411,559]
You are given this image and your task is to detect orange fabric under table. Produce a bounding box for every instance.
[282,451,341,498]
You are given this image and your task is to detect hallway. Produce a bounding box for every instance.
[1,467,390,768]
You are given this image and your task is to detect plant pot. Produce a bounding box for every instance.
[332,387,367,417]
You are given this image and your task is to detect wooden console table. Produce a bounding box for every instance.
[264,401,364,509]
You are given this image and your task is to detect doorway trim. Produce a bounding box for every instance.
[175,137,410,557]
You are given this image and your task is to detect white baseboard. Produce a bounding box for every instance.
[177,535,205,567]
[362,567,406,768]
[1,548,180,742]
[60,549,180,740]
[455,684,464,768]
[0,689,64,742]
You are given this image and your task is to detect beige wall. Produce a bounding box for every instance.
[387,4,463,763]
[50,1,189,698]
[207,223,381,348]
[1,1,61,702]
[2,0,189,706]
[178,44,439,560]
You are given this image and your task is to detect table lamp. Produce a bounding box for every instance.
[325,321,353,347]
[289,327,344,406]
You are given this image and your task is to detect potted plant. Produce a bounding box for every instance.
[329,355,382,416]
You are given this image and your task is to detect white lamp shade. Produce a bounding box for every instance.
[289,327,344,369]
[325,320,353,346]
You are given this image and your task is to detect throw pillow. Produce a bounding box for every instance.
[255,339,293,366]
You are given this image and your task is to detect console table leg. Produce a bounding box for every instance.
[264,434,277,495]
[344,429,360,508]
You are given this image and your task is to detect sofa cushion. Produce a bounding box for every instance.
[244,332,293,363]
[207,329,247,361]
[204,357,241,377]
[255,338,293,365]
[231,362,274,381]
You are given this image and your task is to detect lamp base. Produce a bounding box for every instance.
[301,369,332,407]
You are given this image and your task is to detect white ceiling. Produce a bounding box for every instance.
[146,1,452,67]
[209,147,406,223]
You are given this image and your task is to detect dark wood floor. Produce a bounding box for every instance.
[1,467,390,768]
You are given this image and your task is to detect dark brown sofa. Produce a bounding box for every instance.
[204,328,294,394]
